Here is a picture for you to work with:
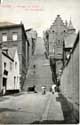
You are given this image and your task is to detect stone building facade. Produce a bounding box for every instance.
[0,22,29,89]
[26,28,37,65]
[60,32,79,122]
[43,15,76,76]
[1,47,20,94]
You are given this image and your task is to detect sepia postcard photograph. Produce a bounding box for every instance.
[0,0,79,124]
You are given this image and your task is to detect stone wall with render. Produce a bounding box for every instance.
[60,32,79,122]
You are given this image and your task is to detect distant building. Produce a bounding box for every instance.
[44,15,76,75]
[43,30,49,58]
[26,28,37,65]
[0,22,29,89]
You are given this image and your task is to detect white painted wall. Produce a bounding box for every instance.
[2,50,20,91]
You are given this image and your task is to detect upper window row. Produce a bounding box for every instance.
[2,32,18,42]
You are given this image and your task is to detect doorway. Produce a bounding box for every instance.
[2,77,7,95]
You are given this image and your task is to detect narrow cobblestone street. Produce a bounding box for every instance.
[23,37,53,92]
[0,91,75,124]
[0,37,75,124]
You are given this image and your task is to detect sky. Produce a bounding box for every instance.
[0,0,80,37]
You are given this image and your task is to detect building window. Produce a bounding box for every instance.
[12,33,18,41]
[53,48,54,54]
[10,62,12,71]
[17,76,18,83]
[2,33,7,42]
[58,40,60,44]
[15,62,17,69]
[14,76,16,88]
[4,62,6,69]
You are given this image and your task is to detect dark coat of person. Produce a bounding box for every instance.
[50,58,57,84]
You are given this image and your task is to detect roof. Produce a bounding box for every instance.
[0,21,25,32]
[50,15,67,32]
[2,46,17,60]
[8,47,17,59]
[72,31,79,53]
[2,52,14,62]
[64,33,77,48]
[26,28,32,32]
[50,15,66,30]
[68,19,75,30]
[2,47,14,62]
[53,15,65,26]
[0,21,16,27]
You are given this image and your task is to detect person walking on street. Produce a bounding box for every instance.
[52,84,56,94]
[41,86,46,95]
